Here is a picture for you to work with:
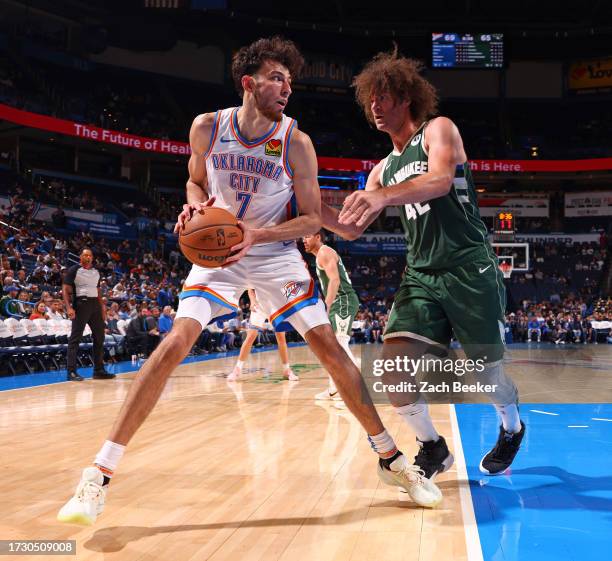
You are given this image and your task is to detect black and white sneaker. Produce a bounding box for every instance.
[479,421,526,475]
[414,436,454,480]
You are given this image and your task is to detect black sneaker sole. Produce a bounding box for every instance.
[478,458,506,475]
[479,422,526,475]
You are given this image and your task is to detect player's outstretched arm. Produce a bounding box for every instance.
[174,113,216,233]
[322,160,384,240]
[339,117,463,227]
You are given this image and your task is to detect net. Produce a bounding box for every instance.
[499,260,513,279]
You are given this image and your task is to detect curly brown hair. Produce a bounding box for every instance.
[231,36,304,97]
[353,47,438,125]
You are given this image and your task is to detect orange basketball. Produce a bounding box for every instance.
[178,207,243,268]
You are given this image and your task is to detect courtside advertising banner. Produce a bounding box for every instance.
[565,191,612,216]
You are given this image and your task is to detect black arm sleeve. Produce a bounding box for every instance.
[62,265,78,289]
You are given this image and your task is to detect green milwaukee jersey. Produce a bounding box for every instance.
[316,247,358,303]
[380,120,492,270]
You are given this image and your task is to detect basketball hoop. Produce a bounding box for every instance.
[499,261,513,279]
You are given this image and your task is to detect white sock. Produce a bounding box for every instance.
[367,429,398,457]
[235,360,244,370]
[395,397,439,442]
[328,376,338,394]
[336,333,358,367]
[494,404,521,433]
[94,440,125,479]
[282,363,290,372]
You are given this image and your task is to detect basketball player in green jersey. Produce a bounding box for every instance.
[323,49,525,478]
[303,231,360,406]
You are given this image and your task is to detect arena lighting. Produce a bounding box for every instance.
[318,175,356,180]
[320,185,341,190]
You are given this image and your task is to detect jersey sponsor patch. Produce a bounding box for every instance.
[282,280,304,300]
[265,138,282,157]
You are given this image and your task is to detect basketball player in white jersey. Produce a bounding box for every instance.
[228,289,297,381]
[57,37,441,525]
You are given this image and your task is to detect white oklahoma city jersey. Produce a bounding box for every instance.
[204,106,298,255]
[176,106,328,336]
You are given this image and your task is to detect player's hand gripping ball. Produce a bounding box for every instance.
[178,207,243,268]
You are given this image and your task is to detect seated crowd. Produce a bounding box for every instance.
[504,297,612,344]
[1,192,611,374]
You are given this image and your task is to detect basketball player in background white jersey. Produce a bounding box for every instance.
[57,37,441,526]
[228,288,297,381]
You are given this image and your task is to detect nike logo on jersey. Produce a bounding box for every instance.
[479,265,492,273]
[220,137,236,143]
[282,240,294,247]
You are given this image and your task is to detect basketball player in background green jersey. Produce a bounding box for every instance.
[323,48,525,478]
[303,231,360,408]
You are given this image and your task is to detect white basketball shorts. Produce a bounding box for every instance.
[175,245,329,337]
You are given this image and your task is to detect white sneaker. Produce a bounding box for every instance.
[283,368,299,381]
[227,366,241,381]
[315,388,340,401]
[57,467,106,525]
[377,454,442,508]
[315,388,345,408]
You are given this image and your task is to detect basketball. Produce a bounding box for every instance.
[178,207,243,268]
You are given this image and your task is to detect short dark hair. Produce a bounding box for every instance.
[231,36,304,97]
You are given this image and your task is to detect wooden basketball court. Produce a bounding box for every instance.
[1,343,610,560]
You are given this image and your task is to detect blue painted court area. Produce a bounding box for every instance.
[0,342,307,392]
[456,403,612,561]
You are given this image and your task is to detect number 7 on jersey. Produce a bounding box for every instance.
[236,192,252,219]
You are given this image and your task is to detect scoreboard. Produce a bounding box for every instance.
[493,211,516,241]
[432,33,504,68]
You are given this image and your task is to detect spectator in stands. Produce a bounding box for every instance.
[111,280,128,300]
[156,284,172,309]
[225,317,243,349]
[14,290,32,316]
[15,269,30,290]
[104,308,126,358]
[515,316,528,342]
[125,307,160,358]
[48,299,67,321]
[582,317,595,344]
[570,315,584,343]
[553,316,570,344]
[371,315,383,343]
[29,301,50,320]
[527,316,541,343]
[0,284,19,317]
[150,306,161,326]
[158,306,174,339]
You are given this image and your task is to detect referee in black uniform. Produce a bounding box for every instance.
[62,248,115,381]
